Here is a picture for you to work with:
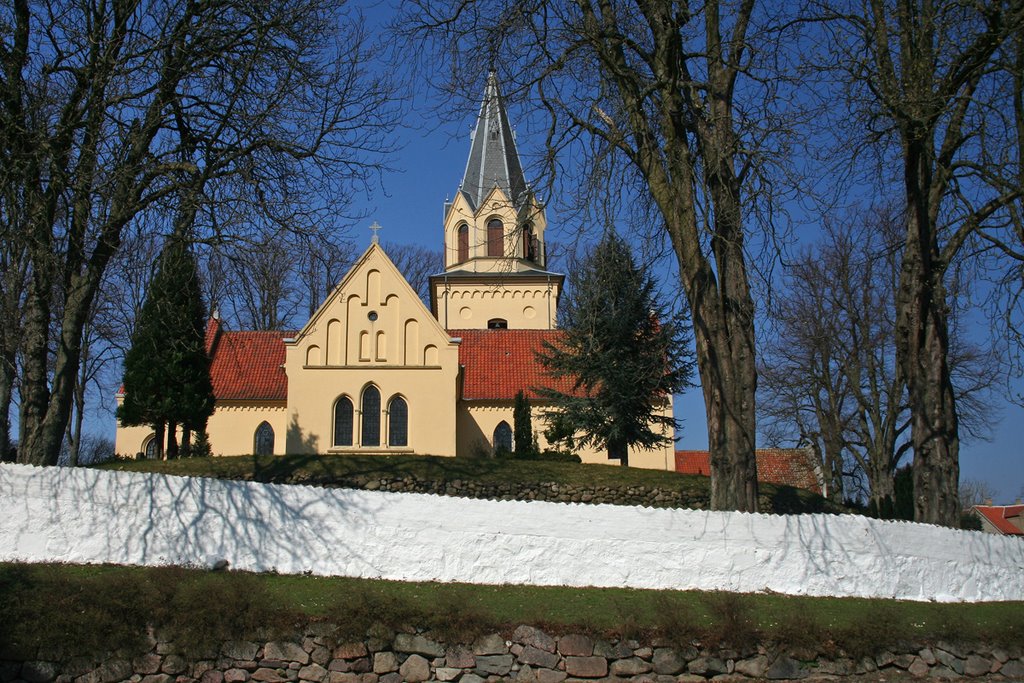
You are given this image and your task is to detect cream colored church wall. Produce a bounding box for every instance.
[433,281,559,330]
[457,400,676,470]
[114,402,287,457]
[284,244,461,457]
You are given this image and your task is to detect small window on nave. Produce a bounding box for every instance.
[493,421,513,454]
[254,421,274,456]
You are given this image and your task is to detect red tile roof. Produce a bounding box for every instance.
[451,328,578,401]
[973,505,1024,535]
[675,448,823,494]
[206,319,291,401]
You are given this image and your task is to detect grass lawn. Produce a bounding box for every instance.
[1,563,1021,660]
[98,453,844,514]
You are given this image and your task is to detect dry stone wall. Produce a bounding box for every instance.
[5,624,1024,683]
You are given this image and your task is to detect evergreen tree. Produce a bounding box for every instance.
[117,236,214,458]
[513,390,533,457]
[538,232,694,466]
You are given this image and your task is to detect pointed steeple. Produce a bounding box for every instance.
[459,72,528,211]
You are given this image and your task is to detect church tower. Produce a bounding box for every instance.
[430,72,563,330]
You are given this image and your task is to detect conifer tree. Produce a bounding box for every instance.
[538,232,693,466]
[513,390,533,457]
[117,236,214,458]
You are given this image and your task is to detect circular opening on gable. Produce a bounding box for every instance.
[368,311,379,322]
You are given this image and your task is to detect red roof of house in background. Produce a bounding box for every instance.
[675,448,823,495]
[451,328,577,401]
[973,504,1024,535]
[205,318,291,401]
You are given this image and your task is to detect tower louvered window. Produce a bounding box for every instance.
[487,219,503,257]
[457,224,469,263]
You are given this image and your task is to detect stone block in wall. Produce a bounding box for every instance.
[434,667,461,681]
[907,657,930,677]
[474,655,513,676]
[371,652,397,674]
[162,654,188,675]
[933,648,964,675]
[517,646,560,670]
[556,636,592,658]
[397,654,429,683]
[1000,659,1024,678]
[763,656,807,680]
[139,675,174,683]
[251,669,288,683]
[472,635,507,656]
[593,641,631,659]
[264,644,308,666]
[732,655,769,678]
[609,657,651,676]
[459,675,486,683]
[201,670,225,683]
[332,644,366,661]
[223,668,249,683]
[651,648,685,675]
[963,655,992,678]
[297,664,327,681]
[512,626,556,654]
[563,656,607,678]
[84,659,133,683]
[446,646,476,668]
[375,674,400,683]
[310,647,330,667]
[391,635,443,658]
[133,653,162,675]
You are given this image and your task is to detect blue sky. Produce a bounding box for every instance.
[343,64,1024,505]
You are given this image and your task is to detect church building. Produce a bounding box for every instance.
[115,74,676,470]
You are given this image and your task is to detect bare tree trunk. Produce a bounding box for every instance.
[896,180,960,526]
[153,421,165,461]
[166,420,178,459]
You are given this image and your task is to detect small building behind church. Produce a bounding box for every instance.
[115,73,676,471]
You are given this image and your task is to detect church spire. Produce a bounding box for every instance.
[459,71,528,211]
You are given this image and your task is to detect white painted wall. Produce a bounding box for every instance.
[1,463,1021,602]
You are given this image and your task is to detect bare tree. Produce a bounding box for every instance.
[761,204,1000,514]
[959,478,998,508]
[384,242,442,303]
[829,0,1024,525]
[1,0,396,465]
[402,0,802,510]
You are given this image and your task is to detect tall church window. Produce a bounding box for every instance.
[388,396,408,447]
[254,421,274,456]
[334,396,353,447]
[493,421,513,453]
[487,219,503,257]
[361,385,381,447]
[457,224,469,263]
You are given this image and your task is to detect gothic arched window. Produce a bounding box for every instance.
[388,396,408,447]
[334,396,354,447]
[254,421,274,456]
[487,219,503,257]
[144,436,158,459]
[361,385,381,447]
[493,421,513,453]
[457,224,469,263]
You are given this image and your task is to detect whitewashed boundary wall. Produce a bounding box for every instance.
[1,463,1022,602]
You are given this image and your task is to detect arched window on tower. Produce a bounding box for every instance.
[457,224,469,263]
[361,385,381,447]
[487,219,503,257]
[254,421,274,456]
[388,396,408,447]
[493,421,513,453]
[334,396,353,447]
[522,223,537,262]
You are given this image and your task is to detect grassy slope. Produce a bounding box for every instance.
[98,453,843,514]
[1,563,1021,660]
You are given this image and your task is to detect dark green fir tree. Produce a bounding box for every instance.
[513,390,533,457]
[538,231,694,466]
[118,235,214,458]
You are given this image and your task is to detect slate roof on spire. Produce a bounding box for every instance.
[459,72,529,211]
